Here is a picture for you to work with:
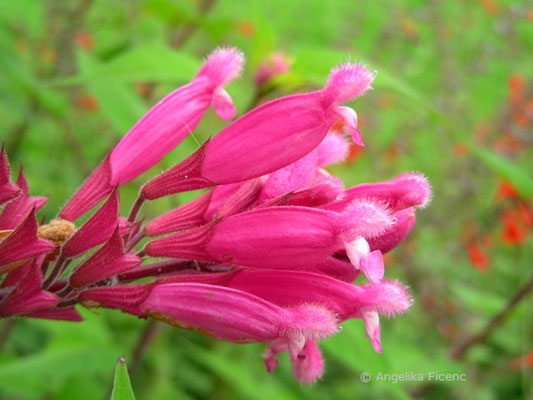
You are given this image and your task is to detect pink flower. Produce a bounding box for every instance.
[141,282,338,382]
[141,63,375,199]
[254,52,291,86]
[0,48,430,384]
[60,48,244,221]
[159,269,411,348]
[324,172,431,213]
[145,200,392,283]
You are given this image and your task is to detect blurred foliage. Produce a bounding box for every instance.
[0,0,532,399]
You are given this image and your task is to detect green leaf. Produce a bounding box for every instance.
[78,51,146,133]
[0,345,118,398]
[470,145,533,199]
[249,13,276,70]
[49,44,201,85]
[111,356,136,400]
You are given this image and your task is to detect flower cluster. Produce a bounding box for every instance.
[0,48,430,383]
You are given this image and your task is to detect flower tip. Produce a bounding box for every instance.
[393,172,432,208]
[362,250,384,284]
[367,280,413,316]
[292,341,325,384]
[264,355,279,373]
[371,337,382,354]
[199,47,245,88]
[340,199,394,239]
[324,62,375,104]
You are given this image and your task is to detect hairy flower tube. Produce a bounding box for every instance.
[0,48,430,384]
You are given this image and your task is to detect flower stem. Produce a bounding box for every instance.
[450,272,533,359]
[128,196,145,223]
[43,255,69,289]
[125,230,145,253]
[118,260,196,283]
[0,319,16,353]
[129,319,162,375]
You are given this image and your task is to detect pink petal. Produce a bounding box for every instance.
[291,340,325,384]
[337,199,394,242]
[146,201,391,269]
[361,250,384,284]
[361,310,381,353]
[368,208,416,253]
[258,152,318,203]
[212,88,237,121]
[212,178,263,219]
[334,106,363,146]
[316,131,350,167]
[322,62,375,104]
[141,283,338,346]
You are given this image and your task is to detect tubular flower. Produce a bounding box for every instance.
[141,63,375,199]
[0,48,430,384]
[145,200,393,278]
[60,48,244,221]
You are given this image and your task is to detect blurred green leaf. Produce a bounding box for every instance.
[0,345,118,399]
[111,356,136,400]
[470,145,533,199]
[187,341,295,400]
[49,45,201,85]
[249,13,276,70]
[79,51,146,133]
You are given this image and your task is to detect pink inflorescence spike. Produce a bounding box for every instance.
[0,51,430,385]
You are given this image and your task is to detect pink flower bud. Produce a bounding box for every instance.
[145,200,393,270]
[254,52,291,86]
